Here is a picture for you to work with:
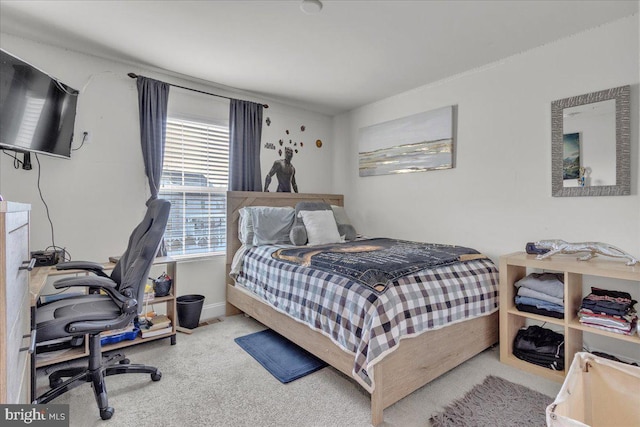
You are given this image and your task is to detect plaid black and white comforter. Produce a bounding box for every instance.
[234,241,499,392]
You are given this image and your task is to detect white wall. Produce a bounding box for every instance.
[0,34,334,320]
[332,16,639,359]
[260,103,334,193]
[333,15,638,259]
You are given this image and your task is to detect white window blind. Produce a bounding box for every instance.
[159,118,229,256]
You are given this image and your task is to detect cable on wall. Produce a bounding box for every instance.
[72,132,89,151]
[2,150,25,168]
[35,153,71,262]
[35,153,56,248]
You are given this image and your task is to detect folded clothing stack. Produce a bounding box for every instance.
[513,325,565,371]
[514,272,564,319]
[578,287,637,336]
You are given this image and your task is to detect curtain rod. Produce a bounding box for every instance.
[127,73,269,108]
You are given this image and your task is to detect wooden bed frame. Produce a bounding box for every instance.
[225,191,498,425]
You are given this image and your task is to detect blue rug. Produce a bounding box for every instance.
[234,329,328,383]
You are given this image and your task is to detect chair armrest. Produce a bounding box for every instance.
[67,313,134,335]
[53,276,116,290]
[53,276,135,312]
[56,261,110,278]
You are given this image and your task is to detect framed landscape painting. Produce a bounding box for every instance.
[563,132,581,180]
[358,106,455,177]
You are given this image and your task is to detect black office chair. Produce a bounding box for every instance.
[33,199,171,420]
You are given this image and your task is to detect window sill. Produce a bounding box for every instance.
[167,251,225,263]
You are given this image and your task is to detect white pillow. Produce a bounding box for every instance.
[298,210,342,245]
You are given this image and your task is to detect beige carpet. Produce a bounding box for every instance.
[36,315,561,427]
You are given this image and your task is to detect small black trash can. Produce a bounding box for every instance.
[176,294,205,329]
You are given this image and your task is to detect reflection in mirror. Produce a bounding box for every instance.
[562,100,616,187]
[551,85,630,197]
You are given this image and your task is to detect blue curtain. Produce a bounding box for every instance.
[136,76,170,202]
[136,76,169,256]
[229,99,263,191]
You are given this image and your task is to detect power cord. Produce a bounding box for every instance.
[35,154,63,257]
[2,150,24,168]
[72,131,88,152]
[3,151,71,261]
[45,245,71,262]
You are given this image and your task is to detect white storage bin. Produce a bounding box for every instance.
[547,352,640,427]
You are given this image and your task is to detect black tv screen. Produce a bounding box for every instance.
[0,49,79,159]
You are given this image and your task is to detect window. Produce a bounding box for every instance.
[159,117,229,257]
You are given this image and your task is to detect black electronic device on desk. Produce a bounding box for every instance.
[31,250,63,266]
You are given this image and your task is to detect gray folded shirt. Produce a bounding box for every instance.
[517,286,564,306]
[514,272,564,300]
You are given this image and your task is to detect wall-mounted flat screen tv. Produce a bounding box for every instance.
[0,49,79,159]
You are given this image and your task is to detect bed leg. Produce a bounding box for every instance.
[371,403,384,427]
[371,365,384,426]
[225,301,241,316]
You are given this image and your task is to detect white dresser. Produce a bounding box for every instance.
[0,201,32,404]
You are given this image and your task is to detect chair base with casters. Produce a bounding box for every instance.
[33,333,162,420]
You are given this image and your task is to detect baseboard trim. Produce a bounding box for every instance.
[200,301,226,322]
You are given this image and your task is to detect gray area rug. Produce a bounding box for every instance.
[430,375,553,427]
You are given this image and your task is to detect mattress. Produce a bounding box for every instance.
[233,240,499,391]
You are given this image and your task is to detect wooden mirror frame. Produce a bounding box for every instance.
[551,85,630,197]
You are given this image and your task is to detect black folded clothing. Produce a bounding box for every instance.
[513,348,564,370]
[590,287,632,300]
[513,325,564,355]
[516,303,564,319]
[513,325,565,371]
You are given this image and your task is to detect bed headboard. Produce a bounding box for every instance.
[225,190,344,289]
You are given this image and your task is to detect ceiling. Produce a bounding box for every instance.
[0,1,637,116]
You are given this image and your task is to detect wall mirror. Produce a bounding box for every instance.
[551,85,630,197]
